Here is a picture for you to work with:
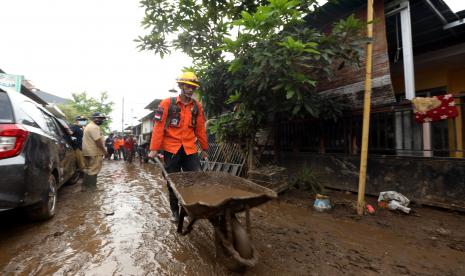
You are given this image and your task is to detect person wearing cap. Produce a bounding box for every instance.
[70,115,88,177]
[82,112,107,188]
[148,71,208,222]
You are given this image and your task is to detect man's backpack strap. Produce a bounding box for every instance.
[164,97,200,129]
[164,97,178,130]
[191,99,199,128]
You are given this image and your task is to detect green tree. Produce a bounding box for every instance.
[138,0,366,167]
[209,2,364,137]
[59,91,114,134]
[137,0,323,64]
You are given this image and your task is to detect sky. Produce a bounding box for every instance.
[444,0,465,13]
[0,0,191,131]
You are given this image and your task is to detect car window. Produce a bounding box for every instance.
[55,117,74,145]
[42,111,61,137]
[20,101,49,131]
[0,91,14,123]
[14,101,40,128]
[55,118,71,135]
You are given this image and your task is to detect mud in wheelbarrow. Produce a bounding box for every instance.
[166,170,277,271]
[169,171,276,218]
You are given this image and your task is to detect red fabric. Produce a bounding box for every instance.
[124,138,135,150]
[414,94,458,123]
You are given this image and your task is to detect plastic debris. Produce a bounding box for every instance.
[313,194,331,212]
[365,204,375,214]
[378,191,411,214]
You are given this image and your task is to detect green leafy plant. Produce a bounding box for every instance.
[291,165,325,194]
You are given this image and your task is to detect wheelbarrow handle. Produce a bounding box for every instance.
[203,156,213,172]
[149,157,171,181]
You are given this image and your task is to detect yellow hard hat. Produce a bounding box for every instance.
[176,71,200,87]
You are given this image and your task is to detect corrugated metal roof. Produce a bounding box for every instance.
[144,98,162,110]
[386,0,465,58]
[306,0,366,29]
[33,90,69,104]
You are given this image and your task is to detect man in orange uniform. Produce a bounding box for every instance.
[118,136,126,160]
[148,71,208,222]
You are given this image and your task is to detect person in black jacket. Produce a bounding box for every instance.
[70,115,87,177]
[105,133,115,160]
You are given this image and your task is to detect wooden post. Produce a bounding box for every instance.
[357,0,375,215]
[248,139,255,170]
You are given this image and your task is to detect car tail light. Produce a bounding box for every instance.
[0,124,29,159]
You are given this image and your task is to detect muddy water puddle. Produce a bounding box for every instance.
[0,161,229,275]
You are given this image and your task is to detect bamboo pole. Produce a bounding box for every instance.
[357,0,375,215]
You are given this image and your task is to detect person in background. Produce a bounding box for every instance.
[113,136,120,160]
[118,136,126,161]
[105,133,115,160]
[70,115,87,178]
[124,134,136,163]
[82,112,107,188]
[137,139,150,163]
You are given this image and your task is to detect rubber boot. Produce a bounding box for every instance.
[82,174,97,190]
[82,173,91,186]
[88,174,97,189]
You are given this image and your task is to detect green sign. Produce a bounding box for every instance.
[0,73,24,93]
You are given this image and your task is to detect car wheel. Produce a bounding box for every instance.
[27,174,58,221]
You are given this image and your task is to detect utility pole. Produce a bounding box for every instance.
[357,0,374,215]
[122,97,124,133]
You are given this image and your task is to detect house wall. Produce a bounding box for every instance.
[142,119,153,135]
[316,0,396,107]
[391,63,465,94]
[141,118,154,143]
[280,152,465,211]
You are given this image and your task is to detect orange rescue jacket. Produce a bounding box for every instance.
[149,96,208,155]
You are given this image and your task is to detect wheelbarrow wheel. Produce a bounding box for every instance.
[232,218,253,259]
[215,218,253,272]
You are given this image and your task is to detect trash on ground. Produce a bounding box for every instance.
[366,204,375,214]
[313,194,331,212]
[378,191,411,214]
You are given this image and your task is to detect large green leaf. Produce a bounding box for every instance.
[286,89,295,99]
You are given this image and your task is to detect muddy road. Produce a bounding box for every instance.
[1,160,465,275]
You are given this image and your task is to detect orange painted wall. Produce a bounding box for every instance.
[391,62,465,95]
[447,68,465,94]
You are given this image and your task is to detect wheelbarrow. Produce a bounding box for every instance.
[151,157,277,271]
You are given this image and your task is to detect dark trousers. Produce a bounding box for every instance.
[106,147,114,159]
[119,148,126,160]
[164,146,201,215]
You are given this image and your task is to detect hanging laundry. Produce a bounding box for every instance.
[412,94,458,123]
